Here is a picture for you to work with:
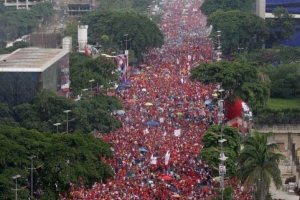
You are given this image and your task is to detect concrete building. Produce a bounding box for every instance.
[4,0,50,9]
[257,0,300,46]
[256,0,266,18]
[53,0,96,16]
[0,48,70,105]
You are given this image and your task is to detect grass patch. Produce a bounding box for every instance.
[267,98,300,110]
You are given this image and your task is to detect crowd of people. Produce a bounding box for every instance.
[66,0,252,199]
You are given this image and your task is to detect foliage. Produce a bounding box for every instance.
[245,46,300,66]
[0,2,53,43]
[200,125,241,176]
[238,133,283,200]
[97,0,153,12]
[191,61,270,111]
[0,41,29,54]
[266,7,296,46]
[81,11,164,60]
[208,10,267,56]
[201,0,254,16]
[14,90,121,134]
[70,53,119,95]
[268,63,300,98]
[63,20,79,51]
[0,124,113,199]
[267,98,300,110]
[214,186,234,200]
[255,108,300,124]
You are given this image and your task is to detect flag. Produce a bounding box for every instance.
[165,150,171,166]
[174,129,181,137]
[115,54,128,80]
[150,154,157,165]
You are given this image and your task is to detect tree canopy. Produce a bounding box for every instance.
[13,90,121,134]
[200,0,254,16]
[199,125,240,176]
[81,11,164,60]
[208,10,268,56]
[238,133,282,200]
[266,7,296,47]
[70,53,119,95]
[191,61,270,111]
[268,63,300,98]
[0,2,53,44]
[0,124,113,199]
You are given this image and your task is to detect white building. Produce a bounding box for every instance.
[4,0,50,9]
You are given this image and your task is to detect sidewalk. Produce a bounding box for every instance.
[269,162,299,200]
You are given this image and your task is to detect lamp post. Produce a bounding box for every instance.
[88,79,95,95]
[216,30,222,62]
[63,110,71,134]
[217,88,227,200]
[123,34,130,81]
[28,156,36,199]
[12,174,21,200]
[53,123,61,134]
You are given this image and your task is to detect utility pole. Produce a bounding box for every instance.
[11,175,21,200]
[53,123,61,134]
[216,31,222,62]
[218,88,227,200]
[63,110,71,133]
[28,155,36,199]
[123,34,131,81]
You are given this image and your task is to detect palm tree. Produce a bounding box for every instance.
[238,132,283,200]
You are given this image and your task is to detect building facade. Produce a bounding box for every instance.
[0,48,70,105]
[4,0,49,9]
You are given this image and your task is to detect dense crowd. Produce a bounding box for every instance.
[65,0,252,199]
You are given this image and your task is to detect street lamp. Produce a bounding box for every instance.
[88,79,95,95]
[28,155,36,199]
[53,123,61,134]
[63,110,71,134]
[12,174,21,200]
[101,53,116,58]
[216,30,222,62]
[217,87,226,200]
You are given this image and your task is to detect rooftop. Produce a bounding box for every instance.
[0,48,69,72]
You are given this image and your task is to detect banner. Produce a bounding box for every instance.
[174,129,181,137]
[115,54,128,80]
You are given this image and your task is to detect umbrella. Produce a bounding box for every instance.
[146,121,160,127]
[212,93,218,98]
[145,102,153,106]
[139,147,148,152]
[176,112,183,116]
[116,85,127,91]
[160,174,173,181]
[171,194,181,198]
[205,99,212,105]
[116,110,125,115]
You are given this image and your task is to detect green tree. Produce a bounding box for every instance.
[191,61,270,111]
[0,124,113,199]
[238,133,282,200]
[208,10,267,56]
[201,0,254,16]
[200,125,240,176]
[268,63,300,98]
[81,11,164,60]
[70,53,119,95]
[266,7,295,46]
[0,2,53,43]
[14,90,121,134]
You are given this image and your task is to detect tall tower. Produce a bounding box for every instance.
[256,0,266,19]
